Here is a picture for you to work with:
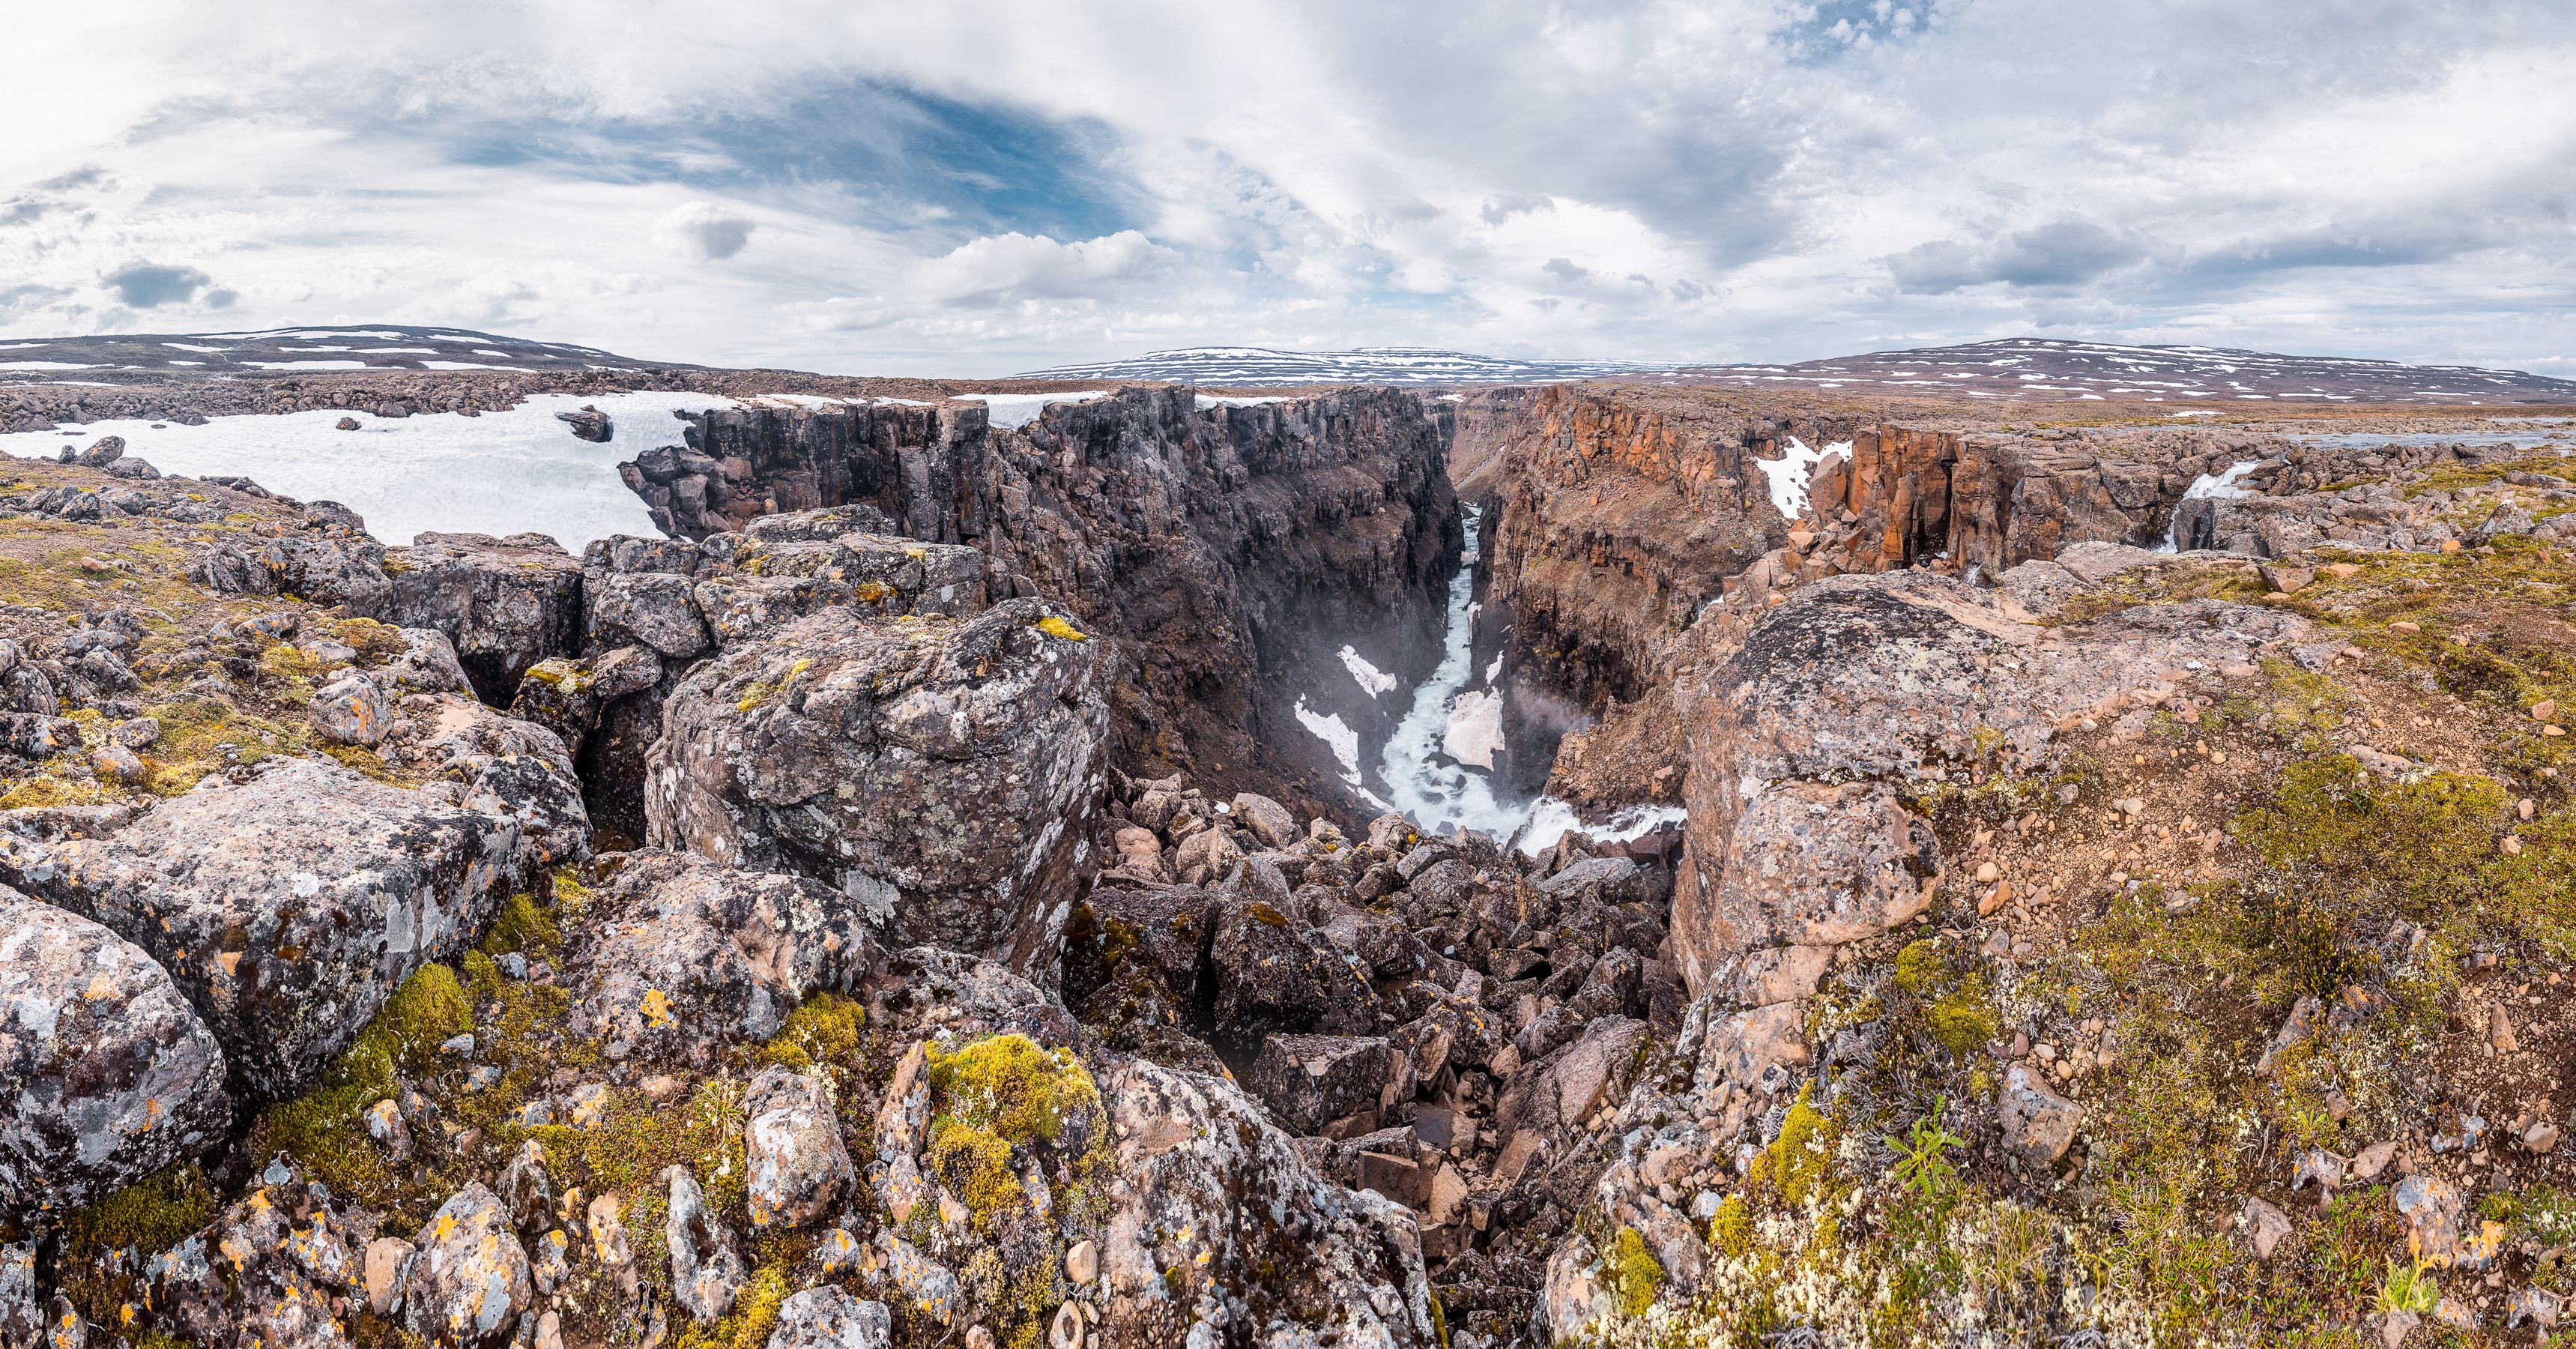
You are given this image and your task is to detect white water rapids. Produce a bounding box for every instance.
[1352,506,1685,854]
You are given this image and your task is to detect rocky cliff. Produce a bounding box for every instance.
[622,387,1462,815]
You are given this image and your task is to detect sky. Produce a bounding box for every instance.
[2,1,2572,377]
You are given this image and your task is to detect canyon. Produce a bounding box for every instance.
[0,354,2571,1348]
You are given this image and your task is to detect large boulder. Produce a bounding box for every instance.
[1247,1033,1400,1135]
[559,851,880,1063]
[0,756,524,1096]
[1094,1058,1439,1347]
[189,530,393,614]
[647,598,1110,976]
[0,888,230,1219]
[384,532,587,704]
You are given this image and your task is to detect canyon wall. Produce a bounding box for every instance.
[619,387,1462,815]
[1461,384,2449,806]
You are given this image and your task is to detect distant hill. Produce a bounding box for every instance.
[1018,337,2576,404]
[1674,338,2576,404]
[0,325,680,376]
[1014,345,1656,385]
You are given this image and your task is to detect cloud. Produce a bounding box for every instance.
[0,1,2569,372]
[916,229,1178,307]
[659,201,755,262]
[1886,220,2148,294]
[100,262,217,308]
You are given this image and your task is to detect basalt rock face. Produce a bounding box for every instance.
[622,387,1461,810]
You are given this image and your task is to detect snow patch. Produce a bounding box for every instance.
[952,390,1110,429]
[1754,436,1848,519]
[1339,645,1399,696]
[1444,689,1505,770]
[1295,697,1365,785]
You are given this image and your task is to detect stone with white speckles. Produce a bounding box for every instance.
[403,1183,533,1349]
[0,756,525,1096]
[744,1063,856,1231]
[646,597,1108,977]
[0,886,229,1220]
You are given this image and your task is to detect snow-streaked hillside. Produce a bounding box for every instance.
[0,325,676,375]
[1675,338,2576,403]
[1015,345,1657,385]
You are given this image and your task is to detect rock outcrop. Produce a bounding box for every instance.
[646,597,1110,975]
[0,756,527,1095]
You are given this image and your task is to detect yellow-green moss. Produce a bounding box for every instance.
[481,891,562,956]
[1892,939,1946,995]
[926,1032,1098,1147]
[1034,615,1087,642]
[1708,1195,1752,1259]
[1609,1225,1665,1316]
[67,1164,215,1253]
[927,1117,1021,1228]
[759,992,866,1074]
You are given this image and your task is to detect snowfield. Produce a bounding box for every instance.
[0,391,725,551]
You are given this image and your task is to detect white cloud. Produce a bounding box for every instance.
[917,230,1177,307]
[0,1,2566,375]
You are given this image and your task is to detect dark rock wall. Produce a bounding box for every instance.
[621,387,1462,818]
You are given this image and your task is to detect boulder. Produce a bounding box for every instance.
[559,851,880,1063]
[1229,792,1298,850]
[1205,894,1378,1037]
[1092,1058,1436,1347]
[1497,1016,1651,1138]
[1693,782,1940,954]
[0,888,230,1219]
[143,1158,366,1348]
[765,1288,892,1349]
[743,1064,857,1231]
[401,693,593,870]
[309,669,393,746]
[1670,570,2324,992]
[1247,1033,1400,1135]
[665,1165,746,1324]
[188,532,393,614]
[647,598,1110,976]
[584,570,710,659]
[1999,1064,2081,1169]
[555,406,614,442]
[403,1183,533,1349]
[0,756,524,1096]
[384,532,587,703]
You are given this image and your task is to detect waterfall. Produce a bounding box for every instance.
[1363,504,1688,854]
[2159,460,2261,552]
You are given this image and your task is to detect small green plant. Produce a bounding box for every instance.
[1884,1095,1965,1200]
[2377,1259,2440,1314]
